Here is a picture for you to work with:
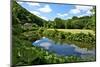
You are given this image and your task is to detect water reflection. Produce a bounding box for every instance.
[32,37,95,57]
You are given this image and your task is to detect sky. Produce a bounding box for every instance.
[17,1,94,21]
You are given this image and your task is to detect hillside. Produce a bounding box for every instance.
[12,0,46,26]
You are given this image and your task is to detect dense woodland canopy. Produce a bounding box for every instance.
[45,9,96,30]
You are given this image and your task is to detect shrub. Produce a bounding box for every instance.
[42,30,95,44]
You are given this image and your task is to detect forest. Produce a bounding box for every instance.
[12,0,96,66]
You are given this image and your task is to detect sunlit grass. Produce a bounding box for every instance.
[48,29,95,35]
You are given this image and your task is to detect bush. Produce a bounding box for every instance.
[42,30,95,44]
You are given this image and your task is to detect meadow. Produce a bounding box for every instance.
[48,29,95,34]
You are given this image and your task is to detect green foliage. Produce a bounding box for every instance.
[12,0,46,26]
[43,29,59,38]
[12,35,83,65]
[12,1,96,66]
[43,30,96,45]
[42,15,95,30]
[12,24,24,35]
[58,32,66,39]
[54,18,65,29]
[12,32,83,65]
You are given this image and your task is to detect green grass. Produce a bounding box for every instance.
[48,29,95,35]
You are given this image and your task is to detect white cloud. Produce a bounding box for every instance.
[30,11,40,15]
[57,13,68,17]
[86,10,92,15]
[38,5,52,13]
[17,2,24,4]
[75,6,93,11]
[30,11,48,20]
[26,2,40,6]
[77,14,86,17]
[69,5,93,15]
[77,13,91,17]
[39,16,48,20]
[76,6,93,17]
[69,9,80,14]
[66,16,73,19]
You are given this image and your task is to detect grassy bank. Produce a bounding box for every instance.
[43,29,96,44]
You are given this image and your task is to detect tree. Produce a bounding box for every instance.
[72,16,78,19]
[54,18,65,29]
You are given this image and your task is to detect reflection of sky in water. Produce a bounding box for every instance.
[70,44,95,55]
[33,37,52,49]
[32,37,95,57]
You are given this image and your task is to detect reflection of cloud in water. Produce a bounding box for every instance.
[33,37,53,49]
[32,37,95,58]
[40,42,52,49]
[70,44,95,54]
[34,40,41,43]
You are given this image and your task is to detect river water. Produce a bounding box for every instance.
[32,37,95,60]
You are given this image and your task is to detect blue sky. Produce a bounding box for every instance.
[17,1,94,20]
